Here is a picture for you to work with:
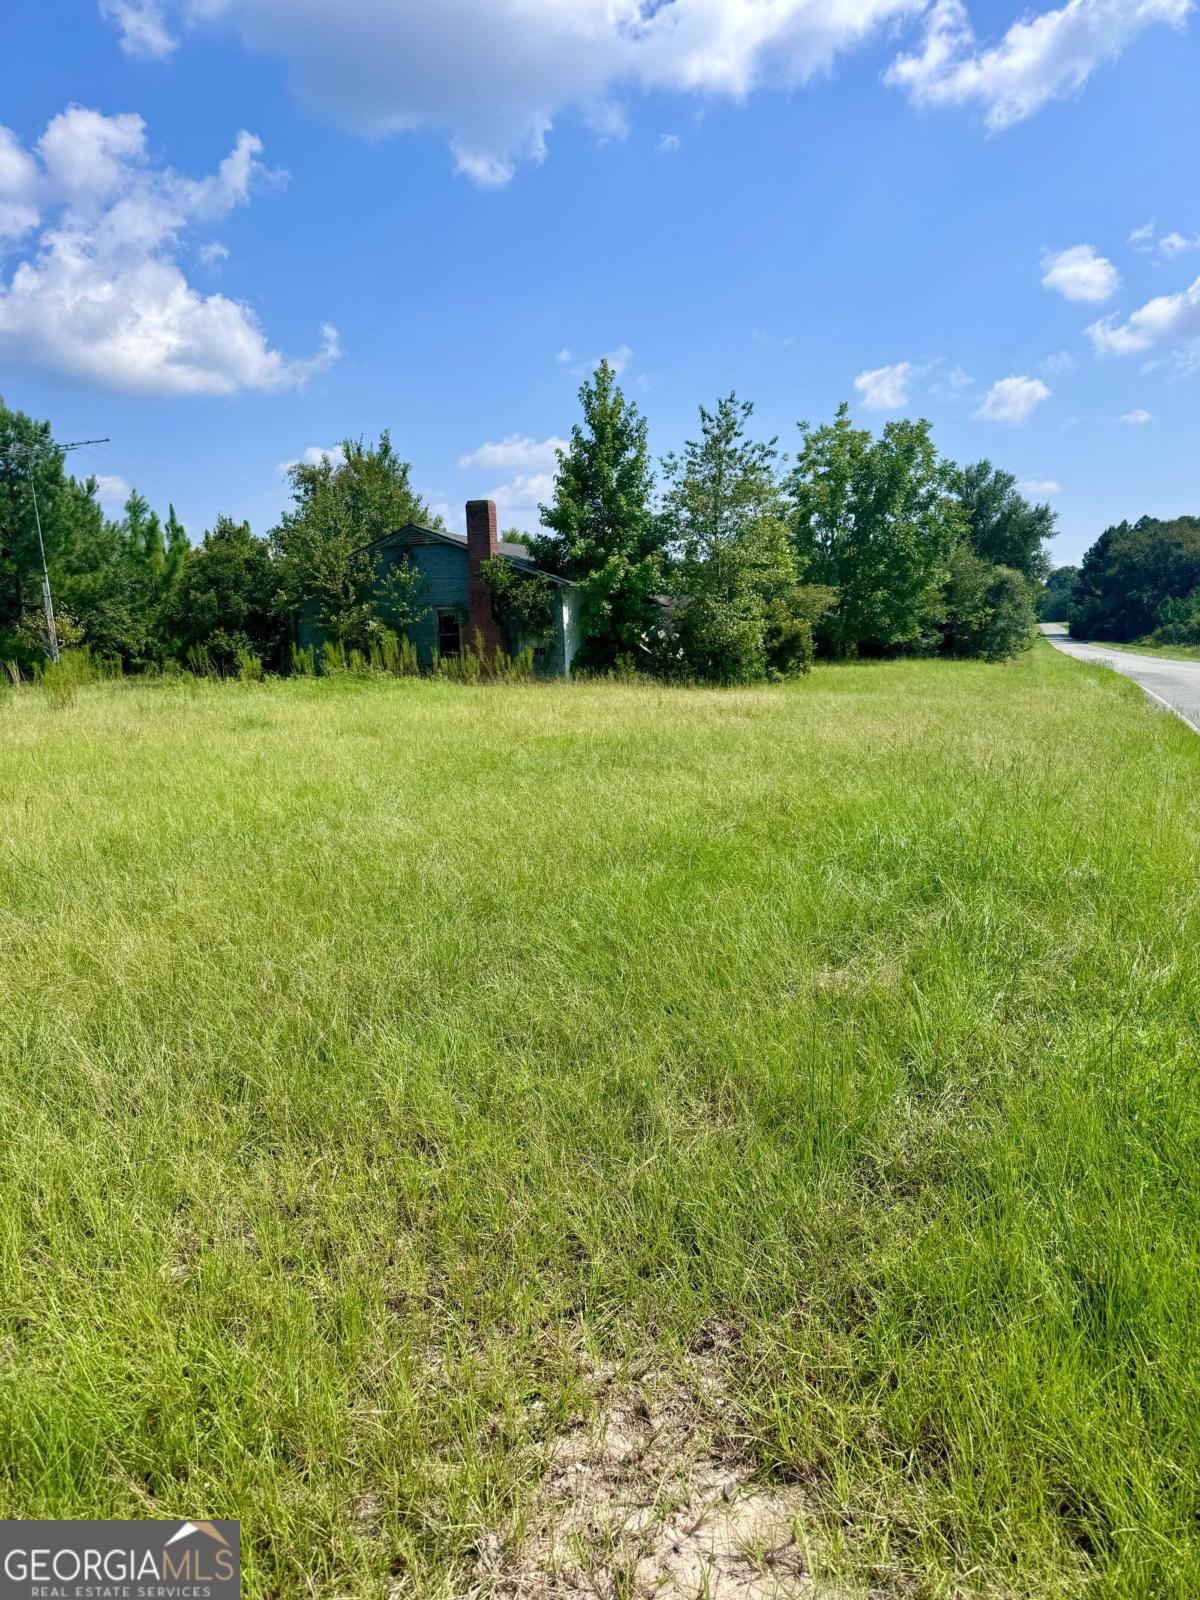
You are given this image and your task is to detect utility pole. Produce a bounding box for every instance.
[26,454,58,663]
[1,436,109,663]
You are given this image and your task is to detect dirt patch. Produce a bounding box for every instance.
[476,1352,835,1598]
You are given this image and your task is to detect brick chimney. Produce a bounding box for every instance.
[466,499,504,654]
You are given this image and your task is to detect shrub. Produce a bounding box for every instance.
[436,630,534,684]
[1149,592,1200,646]
[32,647,113,708]
[320,640,348,676]
[479,559,557,643]
[941,546,1036,662]
[368,629,420,677]
[669,595,770,685]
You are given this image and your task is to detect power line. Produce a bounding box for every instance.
[1,435,110,663]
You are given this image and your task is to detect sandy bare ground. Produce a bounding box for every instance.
[471,1350,842,1600]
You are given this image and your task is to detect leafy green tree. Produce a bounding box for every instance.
[533,361,663,670]
[164,516,282,672]
[1070,516,1200,640]
[1,400,70,659]
[941,545,1036,660]
[271,434,435,651]
[789,404,963,656]
[0,398,157,668]
[1069,525,1118,638]
[955,461,1055,581]
[51,505,150,668]
[660,394,826,682]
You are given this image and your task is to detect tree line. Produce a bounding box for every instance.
[1,362,1055,683]
[1052,515,1200,646]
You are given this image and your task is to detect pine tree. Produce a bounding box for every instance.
[660,395,825,681]
[163,504,189,593]
[534,361,663,670]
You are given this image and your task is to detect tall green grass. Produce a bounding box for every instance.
[1,645,1198,1597]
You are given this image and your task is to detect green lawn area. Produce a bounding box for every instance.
[2,644,1199,1599]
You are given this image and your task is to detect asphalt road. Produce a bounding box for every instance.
[1041,622,1200,732]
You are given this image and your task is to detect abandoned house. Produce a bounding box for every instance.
[301,499,582,676]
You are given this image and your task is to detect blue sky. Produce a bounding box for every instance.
[1,1,1197,564]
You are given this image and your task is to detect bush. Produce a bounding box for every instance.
[941,546,1036,662]
[436,630,534,683]
[479,559,557,643]
[1149,592,1200,646]
[668,595,769,685]
[32,647,115,708]
[663,581,833,685]
[367,629,420,677]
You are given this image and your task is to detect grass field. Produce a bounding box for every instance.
[2,644,1199,1598]
[1076,637,1200,662]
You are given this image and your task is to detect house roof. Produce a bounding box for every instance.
[367,523,578,587]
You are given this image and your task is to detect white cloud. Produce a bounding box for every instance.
[101,0,945,183]
[570,343,634,378]
[1018,476,1062,496]
[484,470,556,533]
[1041,349,1078,374]
[93,472,132,509]
[854,361,914,409]
[0,128,42,242]
[104,0,1185,181]
[1119,407,1153,422]
[37,107,147,205]
[100,0,176,57]
[459,434,567,472]
[1164,340,1200,376]
[555,348,573,364]
[279,444,348,473]
[1041,244,1120,302]
[657,133,682,153]
[426,498,461,532]
[199,240,230,263]
[887,0,1189,132]
[607,344,634,376]
[1129,220,1200,260]
[0,107,337,395]
[1087,274,1200,356]
[976,375,1051,424]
